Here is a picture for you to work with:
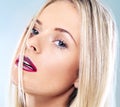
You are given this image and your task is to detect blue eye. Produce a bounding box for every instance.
[54,40,67,49]
[31,28,39,35]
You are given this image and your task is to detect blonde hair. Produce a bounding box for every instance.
[10,0,117,107]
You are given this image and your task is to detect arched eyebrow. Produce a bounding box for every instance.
[36,19,42,25]
[36,19,77,46]
[54,28,77,46]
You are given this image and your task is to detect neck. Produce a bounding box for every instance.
[25,87,74,107]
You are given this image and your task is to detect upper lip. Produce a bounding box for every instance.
[15,56,37,72]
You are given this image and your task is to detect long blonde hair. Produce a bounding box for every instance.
[10,0,116,107]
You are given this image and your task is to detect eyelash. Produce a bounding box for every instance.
[54,39,68,49]
[31,27,39,35]
[31,27,68,49]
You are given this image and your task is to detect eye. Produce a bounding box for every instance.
[31,28,39,35]
[54,40,67,49]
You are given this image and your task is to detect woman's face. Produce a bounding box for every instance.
[12,1,81,97]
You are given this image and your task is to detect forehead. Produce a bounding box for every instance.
[37,1,81,44]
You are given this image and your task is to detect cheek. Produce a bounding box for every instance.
[39,52,78,86]
[11,55,20,86]
[11,64,18,86]
[23,53,79,96]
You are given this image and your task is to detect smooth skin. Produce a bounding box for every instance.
[11,1,81,107]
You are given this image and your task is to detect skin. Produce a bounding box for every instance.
[11,1,81,107]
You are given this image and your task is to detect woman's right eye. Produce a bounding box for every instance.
[31,28,39,35]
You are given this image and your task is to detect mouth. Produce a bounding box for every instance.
[15,56,37,72]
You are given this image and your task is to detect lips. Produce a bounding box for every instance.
[15,56,37,72]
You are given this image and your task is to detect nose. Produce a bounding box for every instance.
[26,36,41,54]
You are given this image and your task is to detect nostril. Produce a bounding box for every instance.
[26,40,40,53]
[31,46,37,51]
[30,46,37,51]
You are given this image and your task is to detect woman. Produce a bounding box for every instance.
[10,0,116,107]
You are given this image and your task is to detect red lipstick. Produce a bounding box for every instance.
[15,56,37,72]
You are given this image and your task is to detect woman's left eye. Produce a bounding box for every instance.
[31,28,39,35]
[54,40,67,49]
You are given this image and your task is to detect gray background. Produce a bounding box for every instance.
[0,0,119,107]
[102,0,120,106]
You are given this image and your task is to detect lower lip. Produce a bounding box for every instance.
[15,58,37,72]
[23,65,36,72]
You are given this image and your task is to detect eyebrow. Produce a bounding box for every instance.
[36,19,77,46]
[36,19,42,25]
[54,28,77,46]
